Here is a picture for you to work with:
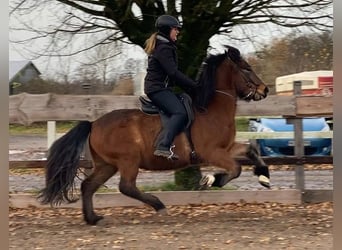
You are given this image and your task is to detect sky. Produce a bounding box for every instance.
[9,23,286,81]
[9,1,147,81]
[9,1,332,81]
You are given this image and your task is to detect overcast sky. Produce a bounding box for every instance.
[9,1,332,81]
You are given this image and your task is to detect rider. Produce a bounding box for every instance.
[144,14,198,160]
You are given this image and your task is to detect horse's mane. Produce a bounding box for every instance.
[192,46,241,111]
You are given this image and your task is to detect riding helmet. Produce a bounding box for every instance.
[155,15,181,36]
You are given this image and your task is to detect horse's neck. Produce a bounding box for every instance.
[206,94,237,119]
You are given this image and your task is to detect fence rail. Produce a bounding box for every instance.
[9,92,332,125]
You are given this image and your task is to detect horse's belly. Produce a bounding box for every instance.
[140,160,188,171]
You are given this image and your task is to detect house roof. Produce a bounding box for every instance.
[9,60,41,82]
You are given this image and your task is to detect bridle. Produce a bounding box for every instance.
[225,56,257,101]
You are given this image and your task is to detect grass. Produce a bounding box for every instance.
[97,182,238,193]
[14,181,238,195]
[9,168,45,175]
[235,117,249,131]
[9,121,77,135]
[9,118,250,135]
[140,182,237,191]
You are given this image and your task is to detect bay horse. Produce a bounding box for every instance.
[38,46,270,225]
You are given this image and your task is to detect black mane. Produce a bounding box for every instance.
[192,46,242,111]
[192,52,227,110]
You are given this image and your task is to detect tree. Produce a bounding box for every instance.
[9,0,333,189]
[248,31,333,93]
[10,0,332,77]
[77,38,123,85]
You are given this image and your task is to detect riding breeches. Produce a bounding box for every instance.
[147,89,187,150]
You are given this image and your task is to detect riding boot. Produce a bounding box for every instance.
[154,113,186,160]
[154,145,179,160]
[154,128,180,160]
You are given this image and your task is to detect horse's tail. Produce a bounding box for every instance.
[38,121,92,206]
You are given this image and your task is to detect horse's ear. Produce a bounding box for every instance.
[225,45,241,63]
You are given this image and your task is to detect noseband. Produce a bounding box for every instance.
[226,57,258,101]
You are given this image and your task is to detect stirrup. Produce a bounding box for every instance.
[168,145,176,160]
[154,146,179,160]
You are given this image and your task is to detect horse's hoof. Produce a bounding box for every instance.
[157,208,168,216]
[85,215,104,225]
[258,175,270,189]
[199,174,215,187]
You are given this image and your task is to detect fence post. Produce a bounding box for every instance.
[47,121,56,149]
[287,81,305,192]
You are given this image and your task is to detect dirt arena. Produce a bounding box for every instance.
[9,202,332,250]
[9,135,333,249]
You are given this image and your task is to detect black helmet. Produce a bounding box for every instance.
[155,15,182,31]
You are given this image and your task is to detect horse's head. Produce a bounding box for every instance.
[225,45,269,101]
[193,46,269,110]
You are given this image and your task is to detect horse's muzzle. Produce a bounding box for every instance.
[253,85,269,101]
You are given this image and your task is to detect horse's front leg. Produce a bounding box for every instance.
[200,142,270,189]
[199,148,242,188]
[246,143,270,188]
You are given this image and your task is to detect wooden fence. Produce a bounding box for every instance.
[10,92,332,125]
[9,90,333,204]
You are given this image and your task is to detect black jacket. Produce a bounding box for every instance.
[144,34,197,94]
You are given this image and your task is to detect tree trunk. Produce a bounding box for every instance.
[174,165,202,190]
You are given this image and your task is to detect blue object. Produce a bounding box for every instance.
[248,118,332,156]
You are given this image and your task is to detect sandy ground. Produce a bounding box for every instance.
[9,135,333,249]
[9,202,332,250]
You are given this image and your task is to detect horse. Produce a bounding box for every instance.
[38,46,270,225]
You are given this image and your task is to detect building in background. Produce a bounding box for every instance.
[9,61,41,95]
[275,70,333,96]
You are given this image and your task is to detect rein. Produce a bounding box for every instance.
[215,90,235,99]
[225,57,256,100]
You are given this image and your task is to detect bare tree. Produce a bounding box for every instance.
[10,0,332,77]
[77,39,122,84]
[247,30,333,93]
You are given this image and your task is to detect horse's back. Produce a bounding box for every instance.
[92,108,159,139]
[89,109,158,163]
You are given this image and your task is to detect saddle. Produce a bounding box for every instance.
[139,93,194,129]
[139,93,199,163]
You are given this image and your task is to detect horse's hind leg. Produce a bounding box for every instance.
[81,161,117,225]
[219,142,270,188]
[119,166,166,213]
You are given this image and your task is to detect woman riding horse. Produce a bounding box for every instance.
[38,46,270,225]
[144,15,199,160]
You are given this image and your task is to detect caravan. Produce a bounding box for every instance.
[275,70,333,96]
